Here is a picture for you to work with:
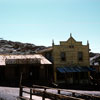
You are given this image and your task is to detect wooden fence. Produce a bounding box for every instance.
[19,85,100,100]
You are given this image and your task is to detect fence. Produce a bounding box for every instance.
[19,85,100,100]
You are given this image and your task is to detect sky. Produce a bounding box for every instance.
[0,0,100,53]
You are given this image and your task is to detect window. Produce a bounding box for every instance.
[60,52,66,61]
[69,45,74,48]
[78,52,83,61]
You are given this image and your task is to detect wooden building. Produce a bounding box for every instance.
[0,54,52,86]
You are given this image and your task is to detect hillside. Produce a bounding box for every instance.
[90,52,100,66]
[0,40,47,55]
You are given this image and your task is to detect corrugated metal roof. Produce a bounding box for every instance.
[0,54,52,65]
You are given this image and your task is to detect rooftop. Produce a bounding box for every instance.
[0,54,52,65]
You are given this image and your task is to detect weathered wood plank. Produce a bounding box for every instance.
[20,85,100,100]
[20,87,85,100]
[32,85,100,99]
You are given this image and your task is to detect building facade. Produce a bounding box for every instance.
[52,34,90,84]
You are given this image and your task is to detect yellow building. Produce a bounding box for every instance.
[53,34,91,85]
[38,34,95,85]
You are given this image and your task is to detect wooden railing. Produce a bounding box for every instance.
[19,85,100,100]
[32,85,100,100]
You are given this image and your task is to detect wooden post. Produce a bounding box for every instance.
[33,89,35,94]
[42,91,45,100]
[54,95,57,100]
[30,88,32,100]
[58,90,60,94]
[72,92,75,97]
[19,73,23,97]
[19,86,23,97]
[44,88,46,91]
[19,72,23,87]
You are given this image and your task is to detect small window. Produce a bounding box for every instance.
[78,52,83,61]
[60,52,66,61]
[69,45,74,48]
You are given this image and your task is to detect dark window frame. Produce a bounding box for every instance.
[60,52,66,61]
[69,45,74,48]
[78,51,83,61]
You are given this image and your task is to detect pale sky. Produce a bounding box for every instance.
[0,0,100,53]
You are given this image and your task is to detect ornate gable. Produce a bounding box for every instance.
[60,34,77,46]
[66,35,76,44]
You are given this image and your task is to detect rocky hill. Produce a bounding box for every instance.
[90,52,100,66]
[0,40,47,55]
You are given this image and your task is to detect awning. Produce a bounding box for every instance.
[57,67,66,73]
[57,66,96,73]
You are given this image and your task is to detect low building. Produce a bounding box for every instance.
[0,54,52,86]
